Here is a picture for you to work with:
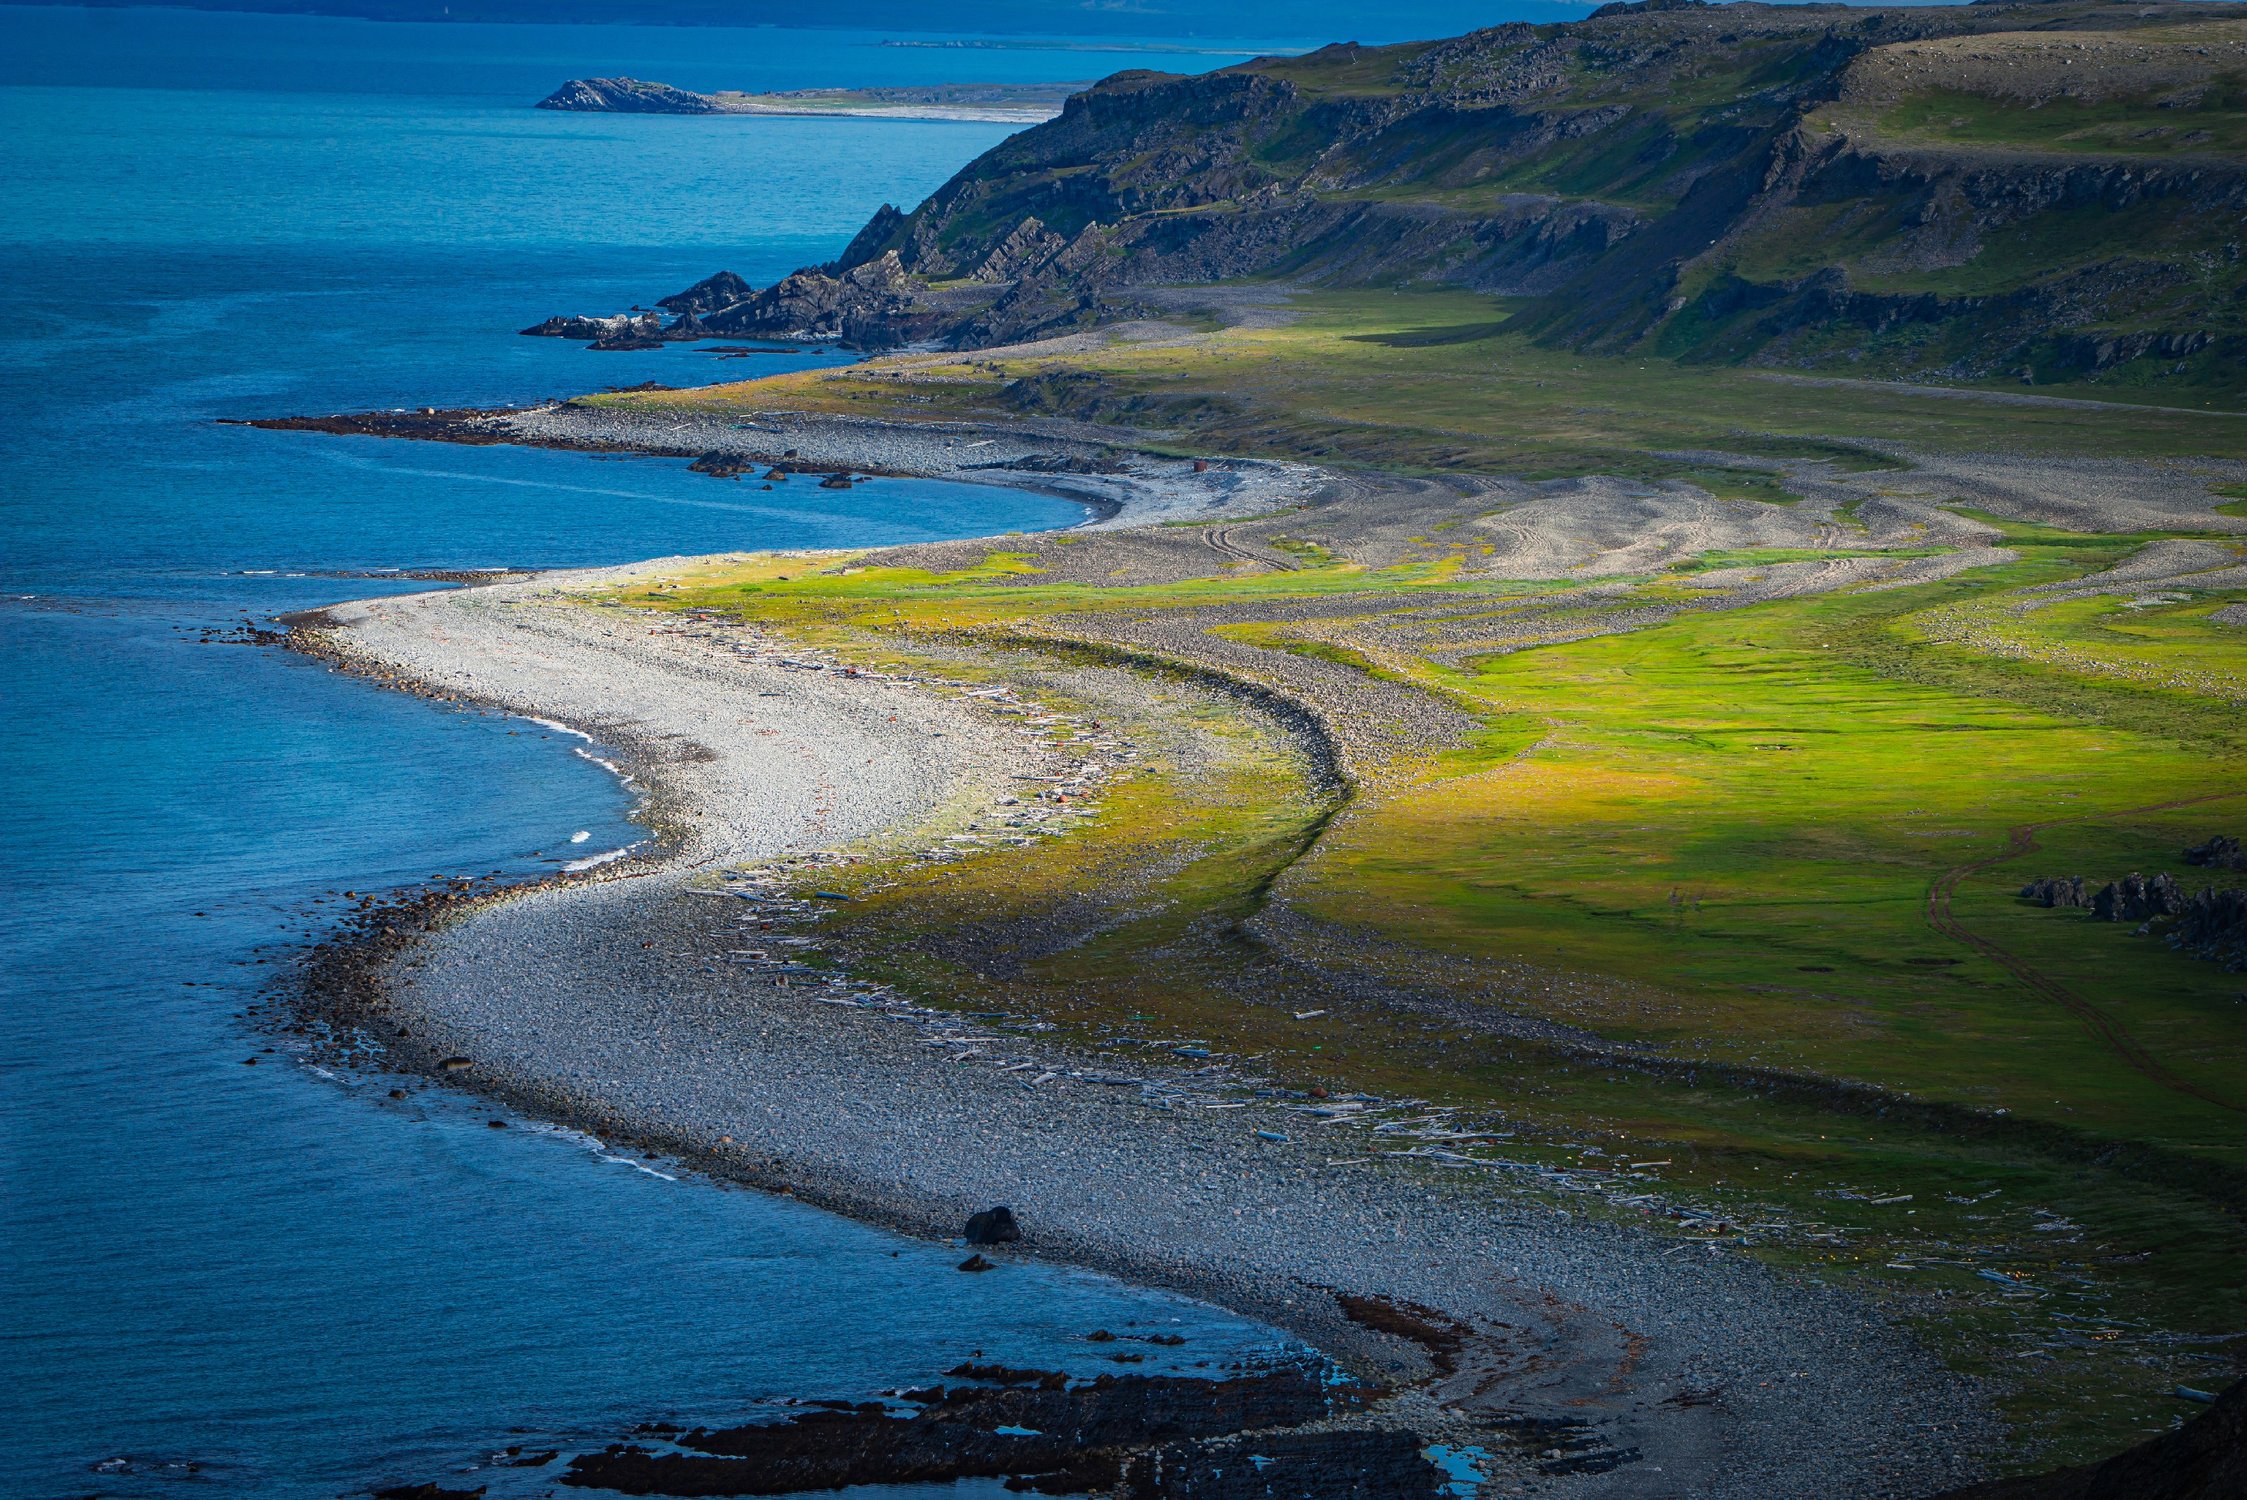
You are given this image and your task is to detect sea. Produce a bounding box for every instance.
[0,8,1313,1496]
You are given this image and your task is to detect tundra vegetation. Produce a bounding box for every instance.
[543,0,2247,1472]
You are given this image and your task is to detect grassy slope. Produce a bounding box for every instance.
[597,296,2247,1465]
[868,8,2247,396]
[614,287,2247,452]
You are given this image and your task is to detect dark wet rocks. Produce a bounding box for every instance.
[1121,1429,1443,1499]
[235,407,521,444]
[956,1253,997,1272]
[555,1366,1383,1497]
[192,619,289,647]
[521,311,704,350]
[964,1205,1022,1245]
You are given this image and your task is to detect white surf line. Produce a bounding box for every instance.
[519,713,595,742]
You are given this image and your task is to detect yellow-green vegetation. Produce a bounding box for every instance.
[616,530,2246,1465]
[588,294,2247,1464]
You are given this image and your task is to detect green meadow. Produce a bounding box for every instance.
[603,293,2247,1462]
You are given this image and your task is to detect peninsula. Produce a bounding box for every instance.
[537,76,1078,124]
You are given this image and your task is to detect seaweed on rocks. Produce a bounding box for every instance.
[556,1365,1359,1497]
[1121,1429,1444,1499]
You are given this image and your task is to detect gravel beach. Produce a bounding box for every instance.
[300,558,1996,1499]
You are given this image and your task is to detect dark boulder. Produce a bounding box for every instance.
[958,1253,997,1272]
[965,1206,1022,1245]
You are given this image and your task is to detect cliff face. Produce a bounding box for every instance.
[682,0,2247,394]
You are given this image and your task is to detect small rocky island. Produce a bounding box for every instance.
[536,77,1076,124]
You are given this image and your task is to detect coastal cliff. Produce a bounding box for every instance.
[651,0,2245,394]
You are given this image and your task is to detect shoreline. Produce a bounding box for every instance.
[287,550,1997,1498]
[241,402,1333,531]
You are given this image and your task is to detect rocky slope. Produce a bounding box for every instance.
[654,0,2245,395]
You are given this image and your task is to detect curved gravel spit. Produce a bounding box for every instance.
[300,561,1995,1499]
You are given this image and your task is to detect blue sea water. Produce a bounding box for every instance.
[0,9,1303,1497]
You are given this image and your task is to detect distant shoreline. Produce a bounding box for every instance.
[239,400,1331,529]
[536,75,1077,123]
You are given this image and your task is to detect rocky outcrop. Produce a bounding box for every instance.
[2021,877,2092,909]
[697,251,971,346]
[536,77,722,114]
[2170,886,2247,972]
[632,1,2247,377]
[552,1365,1395,1497]
[2091,873,2184,924]
[2186,835,2247,872]
[656,270,753,319]
[520,311,702,349]
[2024,866,2246,970]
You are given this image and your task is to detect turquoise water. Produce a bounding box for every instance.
[0,9,1299,1497]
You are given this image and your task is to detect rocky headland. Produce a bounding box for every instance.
[536,1,2245,392]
